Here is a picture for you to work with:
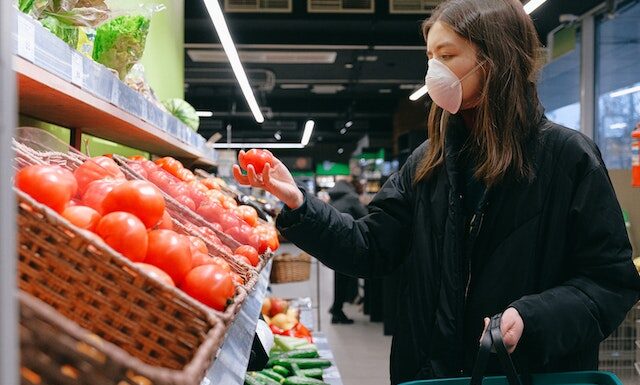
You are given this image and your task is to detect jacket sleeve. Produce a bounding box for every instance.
[276,145,423,278]
[510,144,640,366]
[348,195,369,220]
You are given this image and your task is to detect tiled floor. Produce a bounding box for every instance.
[270,243,392,385]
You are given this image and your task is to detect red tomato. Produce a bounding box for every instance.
[134,262,175,287]
[102,180,166,228]
[197,226,222,244]
[239,149,274,174]
[187,186,207,208]
[221,196,238,209]
[231,272,244,286]
[73,156,125,195]
[189,236,208,254]
[81,179,123,215]
[128,155,147,162]
[235,245,259,267]
[234,253,252,266]
[196,201,225,224]
[218,212,242,231]
[200,178,219,190]
[177,168,196,182]
[127,162,148,179]
[145,230,192,285]
[175,195,196,211]
[211,222,224,233]
[141,160,160,174]
[212,256,232,273]
[206,189,226,204]
[235,205,259,227]
[226,225,257,248]
[155,157,183,178]
[147,170,177,193]
[96,212,148,262]
[181,264,234,311]
[16,165,77,213]
[62,205,102,231]
[191,250,213,268]
[157,210,173,230]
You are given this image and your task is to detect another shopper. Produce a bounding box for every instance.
[234,0,640,383]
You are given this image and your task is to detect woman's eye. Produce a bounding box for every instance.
[440,55,453,60]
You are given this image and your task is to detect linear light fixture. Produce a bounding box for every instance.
[301,120,314,146]
[196,110,214,117]
[202,0,265,123]
[610,85,640,98]
[523,0,547,14]
[209,143,305,149]
[409,85,428,101]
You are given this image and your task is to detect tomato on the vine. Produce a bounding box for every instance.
[102,180,166,228]
[181,264,235,311]
[239,149,273,174]
[95,212,148,262]
[15,164,77,213]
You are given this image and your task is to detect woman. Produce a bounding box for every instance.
[234,0,640,383]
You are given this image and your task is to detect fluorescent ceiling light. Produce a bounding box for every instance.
[196,110,214,117]
[340,128,347,135]
[280,84,309,89]
[202,0,265,123]
[523,0,547,14]
[379,89,392,94]
[187,50,337,64]
[409,85,428,101]
[345,121,353,128]
[610,85,640,98]
[609,122,628,129]
[301,120,314,146]
[210,143,305,149]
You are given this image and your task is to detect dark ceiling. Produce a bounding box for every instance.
[184,0,605,160]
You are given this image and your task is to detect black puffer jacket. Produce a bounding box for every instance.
[276,112,640,384]
[327,180,368,220]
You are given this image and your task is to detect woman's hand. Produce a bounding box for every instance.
[482,307,524,353]
[232,150,304,209]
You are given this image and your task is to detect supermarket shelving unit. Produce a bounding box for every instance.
[6,7,269,385]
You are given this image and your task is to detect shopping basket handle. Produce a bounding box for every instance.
[470,313,523,385]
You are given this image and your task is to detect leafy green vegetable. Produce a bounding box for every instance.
[92,15,150,80]
[19,0,36,13]
[162,99,200,132]
[41,15,79,48]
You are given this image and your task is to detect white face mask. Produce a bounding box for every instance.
[425,58,484,114]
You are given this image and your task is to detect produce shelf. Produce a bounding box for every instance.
[11,10,216,166]
[202,260,272,385]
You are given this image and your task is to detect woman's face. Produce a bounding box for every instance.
[426,21,484,111]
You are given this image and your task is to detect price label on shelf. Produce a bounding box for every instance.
[17,17,35,62]
[71,52,83,86]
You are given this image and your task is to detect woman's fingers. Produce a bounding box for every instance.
[237,150,246,166]
[233,164,250,185]
[262,162,272,188]
[246,164,263,187]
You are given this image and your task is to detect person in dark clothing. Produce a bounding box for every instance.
[233,0,640,383]
[327,178,368,324]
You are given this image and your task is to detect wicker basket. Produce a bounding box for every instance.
[19,291,226,385]
[270,252,312,283]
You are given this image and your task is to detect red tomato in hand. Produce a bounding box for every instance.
[62,205,101,231]
[134,262,175,287]
[157,210,173,230]
[235,205,259,227]
[73,156,125,195]
[16,165,77,213]
[181,264,235,311]
[145,230,192,285]
[239,149,273,174]
[82,179,124,215]
[235,245,259,267]
[96,212,148,262]
[102,181,166,228]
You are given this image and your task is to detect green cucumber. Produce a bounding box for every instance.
[250,371,281,385]
[277,349,319,359]
[299,368,323,379]
[283,376,329,385]
[245,373,263,385]
[274,335,311,351]
[260,369,285,383]
[290,363,304,377]
[273,358,332,370]
[272,365,290,377]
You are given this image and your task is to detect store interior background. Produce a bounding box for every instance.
[10,0,639,384]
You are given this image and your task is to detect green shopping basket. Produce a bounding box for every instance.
[401,315,623,385]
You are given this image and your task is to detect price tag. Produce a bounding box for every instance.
[71,52,83,86]
[17,17,35,62]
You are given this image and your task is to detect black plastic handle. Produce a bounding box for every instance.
[470,313,523,385]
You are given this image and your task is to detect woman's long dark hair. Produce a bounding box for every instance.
[415,0,543,186]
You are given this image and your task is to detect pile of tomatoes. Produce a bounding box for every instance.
[128,155,279,255]
[14,156,260,312]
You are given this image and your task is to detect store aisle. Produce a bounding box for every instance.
[270,243,392,385]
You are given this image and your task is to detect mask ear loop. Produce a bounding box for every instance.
[450,60,486,89]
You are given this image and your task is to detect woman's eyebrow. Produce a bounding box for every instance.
[426,41,455,55]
